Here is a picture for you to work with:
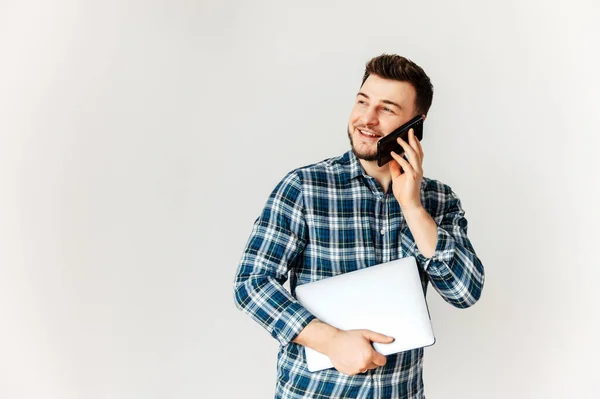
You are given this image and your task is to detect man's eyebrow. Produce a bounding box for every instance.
[357,92,401,109]
[382,99,401,109]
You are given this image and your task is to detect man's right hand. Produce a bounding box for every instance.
[324,329,394,376]
[293,320,394,376]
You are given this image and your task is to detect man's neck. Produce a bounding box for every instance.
[359,158,392,193]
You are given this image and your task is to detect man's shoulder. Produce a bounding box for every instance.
[421,176,453,195]
[420,176,463,215]
[282,152,349,185]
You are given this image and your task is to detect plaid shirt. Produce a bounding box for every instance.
[233,150,485,399]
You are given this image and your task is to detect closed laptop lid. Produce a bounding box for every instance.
[295,256,435,372]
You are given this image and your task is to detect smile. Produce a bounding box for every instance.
[359,129,381,139]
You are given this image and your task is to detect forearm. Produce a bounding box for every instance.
[422,234,484,308]
[402,205,438,258]
[404,204,484,308]
[292,319,340,354]
[234,256,316,345]
[411,221,485,308]
[233,170,318,345]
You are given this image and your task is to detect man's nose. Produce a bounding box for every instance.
[359,107,378,126]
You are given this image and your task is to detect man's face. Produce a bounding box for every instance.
[347,74,418,162]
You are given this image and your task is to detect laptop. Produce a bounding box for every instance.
[295,256,435,372]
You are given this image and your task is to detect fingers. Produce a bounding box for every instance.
[397,129,423,171]
[338,330,393,375]
[360,363,376,373]
[388,157,401,179]
[372,352,387,367]
[358,359,384,374]
[366,362,380,371]
[412,129,424,161]
[390,150,414,176]
[363,330,395,344]
[409,128,424,161]
[357,352,387,374]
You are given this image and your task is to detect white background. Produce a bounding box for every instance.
[1,0,599,398]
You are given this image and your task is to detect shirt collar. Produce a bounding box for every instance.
[340,150,367,182]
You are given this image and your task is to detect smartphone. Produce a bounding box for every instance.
[376,114,425,167]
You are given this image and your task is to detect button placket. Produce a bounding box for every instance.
[381,194,391,263]
[373,193,383,264]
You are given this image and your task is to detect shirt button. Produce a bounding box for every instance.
[380,228,385,235]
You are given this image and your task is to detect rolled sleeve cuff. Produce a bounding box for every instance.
[414,225,456,273]
[271,301,316,346]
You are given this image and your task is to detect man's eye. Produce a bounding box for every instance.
[358,100,366,105]
[383,107,393,113]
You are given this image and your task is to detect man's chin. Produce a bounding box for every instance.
[347,128,378,162]
[351,147,378,162]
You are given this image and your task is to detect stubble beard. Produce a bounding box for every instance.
[347,126,379,162]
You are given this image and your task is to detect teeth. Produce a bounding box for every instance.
[360,130,377,137]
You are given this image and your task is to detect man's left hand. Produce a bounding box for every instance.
[389,128,424,210]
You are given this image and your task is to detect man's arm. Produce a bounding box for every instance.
[405,183,485,309]
[294,319,395,375]
[292,319,339,352]
[402,205,438,258]
[233,171,395,375]
[233,171,316,346]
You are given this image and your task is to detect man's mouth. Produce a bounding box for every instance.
[358,129,382,139]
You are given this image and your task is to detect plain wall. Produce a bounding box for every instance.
[1,0,599,398]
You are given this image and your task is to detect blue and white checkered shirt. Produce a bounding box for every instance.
[233,150,485,399]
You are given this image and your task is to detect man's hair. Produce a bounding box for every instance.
[361,54,434,115]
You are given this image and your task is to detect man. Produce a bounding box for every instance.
[233,54,485,399]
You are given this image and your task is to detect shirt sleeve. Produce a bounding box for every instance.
[233,171,316,346]
[412,184,485,309]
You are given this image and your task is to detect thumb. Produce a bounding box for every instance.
[362,330,395,344]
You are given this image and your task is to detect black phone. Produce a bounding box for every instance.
[376,114,425,167]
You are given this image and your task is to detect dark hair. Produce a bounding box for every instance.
[361,54,434,115]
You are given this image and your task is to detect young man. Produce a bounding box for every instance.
[233,54,485,399]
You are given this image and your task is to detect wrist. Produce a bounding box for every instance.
[400,203,425,215]
[296,319,340,355]
[313,320,341,355]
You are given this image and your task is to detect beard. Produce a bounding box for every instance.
[347,126,379,162]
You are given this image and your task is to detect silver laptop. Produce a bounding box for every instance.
[295,256,435,372]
